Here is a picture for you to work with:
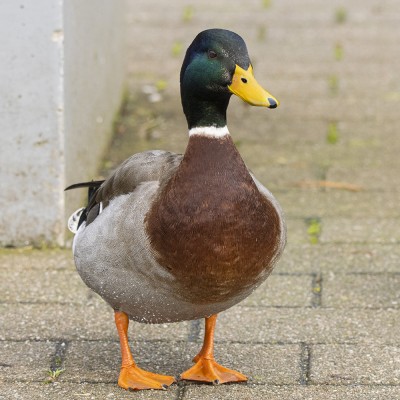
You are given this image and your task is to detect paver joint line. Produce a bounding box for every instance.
[176,382,187,400]
[311,273,323,308]
[187,319,201,343]
[49,340,69,372]
[299,343,311,386]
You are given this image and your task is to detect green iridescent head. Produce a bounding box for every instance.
[180,29,279,129]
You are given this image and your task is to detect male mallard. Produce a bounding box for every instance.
[66,28,286,391]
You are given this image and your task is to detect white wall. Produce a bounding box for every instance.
[0,1,126,246]
[63,0,126,232]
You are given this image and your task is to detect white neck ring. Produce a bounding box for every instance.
[188,126,230,138]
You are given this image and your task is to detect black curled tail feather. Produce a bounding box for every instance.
[65,180,105,228]
[65,180,105,198]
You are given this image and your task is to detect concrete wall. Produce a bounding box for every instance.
[0,1,126,246]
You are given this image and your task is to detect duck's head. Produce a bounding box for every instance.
[180,29,279,129]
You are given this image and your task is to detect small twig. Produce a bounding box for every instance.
[296,180,363,192]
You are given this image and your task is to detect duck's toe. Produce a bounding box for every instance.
[180,357,247,385]
[118,365,176,391]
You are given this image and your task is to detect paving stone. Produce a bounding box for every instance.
[62,341,301,386]
[62,341,119,384]
[284,219,311,245]
[0,341,55,382]
[368,245,400,272]
[215,307,400,344]
[270,98,400,125]
[0,382,179,400]
[279,243,400,274]
[183,384,400,400]
[277,190,399,219]
[243,164,319,193]
[242,274,313,308]
[128,1,400,75]
[235,122,388,171]
[320,218,400,244]
[0,268,97,305]
[311,344,400,384]
[327,168,399,195]
[0,248,72,271]
[279,243,368,274]
[0,304,189,341]
[64,340,189,383]
[185,340,301,385]
[323,273,400,308]
[211,343,301,385]
[327,166,400,192]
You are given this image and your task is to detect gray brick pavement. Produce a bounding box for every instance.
[1,0,399,398]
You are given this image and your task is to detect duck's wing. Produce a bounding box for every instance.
[66,150,183,227]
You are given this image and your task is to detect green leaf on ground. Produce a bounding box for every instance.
[171,41,183,57]
[334,43,344,61]
[44,368,65,384]
[335,7,347,24]
[182,6,194,22]
[262,0,272,9]
[327,122,339,144]
[306,218,322,244]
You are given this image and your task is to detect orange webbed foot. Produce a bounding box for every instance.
[180,356,247,385]
[181,314,247,385]
[118,364,176,391]
[114,311,176,391]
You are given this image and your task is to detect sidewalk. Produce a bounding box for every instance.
[1,0,400,399]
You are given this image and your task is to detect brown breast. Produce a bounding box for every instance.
[145,134,281,305]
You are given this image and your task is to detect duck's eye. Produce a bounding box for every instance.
[208,50,217,59]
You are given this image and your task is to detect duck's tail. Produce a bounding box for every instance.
[65,180,105,233]
[65,180,104,198]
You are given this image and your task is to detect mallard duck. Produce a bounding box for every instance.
[66,28,286,391]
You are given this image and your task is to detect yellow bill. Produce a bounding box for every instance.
[228,64,279,108]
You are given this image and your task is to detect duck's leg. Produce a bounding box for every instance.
[114,311,176,390]
[180,314,247,384]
